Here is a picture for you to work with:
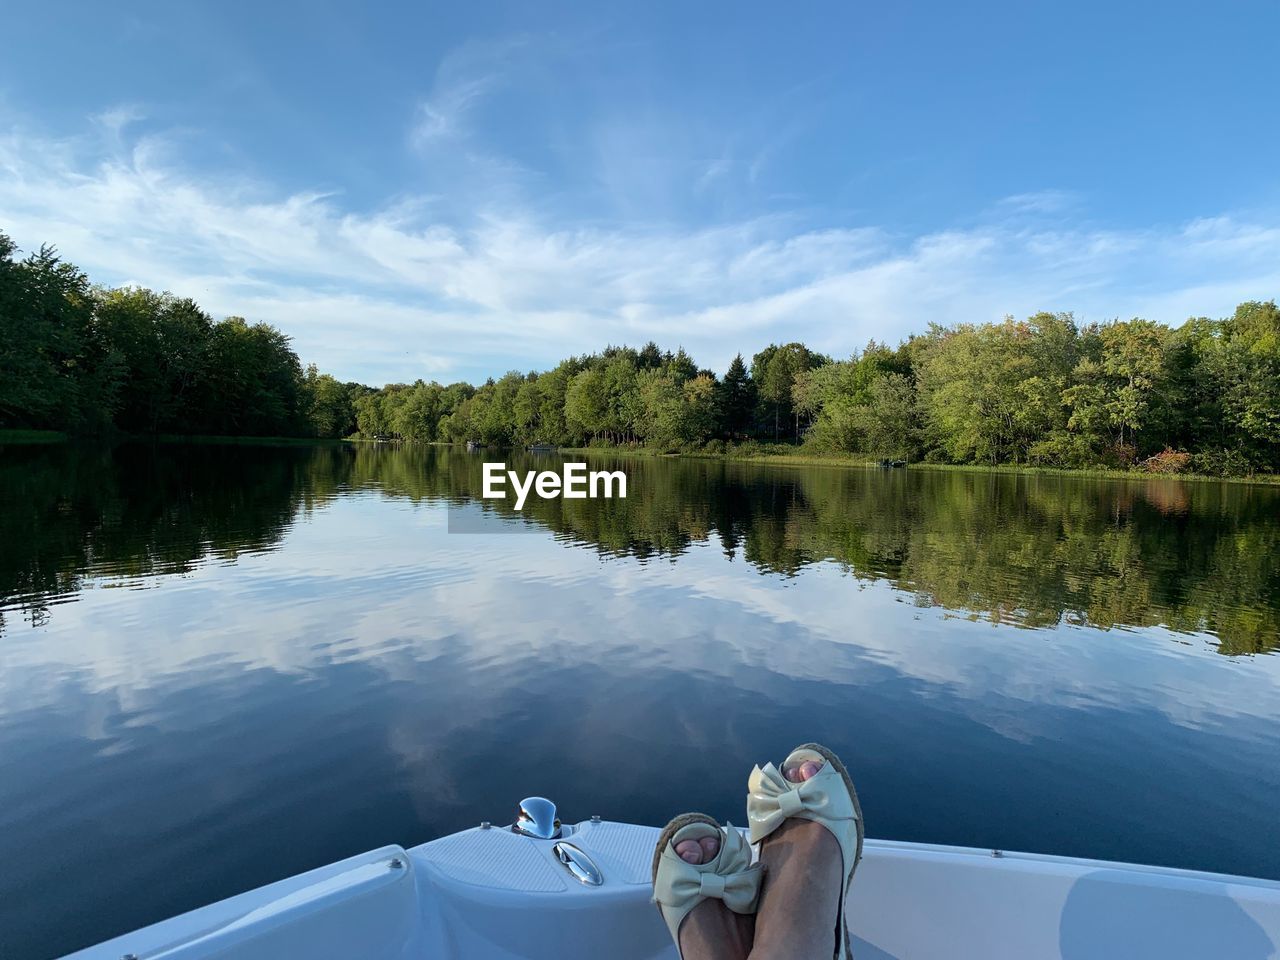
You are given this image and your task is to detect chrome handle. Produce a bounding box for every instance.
[553,841,602,885]
[512,796,561,839]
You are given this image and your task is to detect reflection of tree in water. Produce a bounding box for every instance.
[4,443,1278,654]
[0,442,353,631]
[416,452,1280,654]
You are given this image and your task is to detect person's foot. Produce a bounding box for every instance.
[785,757,825,784]
[652,815,761,960]
[745,744,864,960]
[674,834,721,864]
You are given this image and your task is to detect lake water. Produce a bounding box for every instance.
[2,442,1279,959]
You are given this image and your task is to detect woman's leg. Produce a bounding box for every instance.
[749,761,844,960]
[676,897,756,960]
[670,834,755,960]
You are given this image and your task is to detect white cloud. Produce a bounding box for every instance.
[92,104,146,138]
[1,115,1279,385]
[409,36,528,147]
[412,76,496,145]
[998,190,1079,215]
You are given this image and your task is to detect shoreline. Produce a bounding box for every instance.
[558,444,1280,485]
[6,429,1278,485]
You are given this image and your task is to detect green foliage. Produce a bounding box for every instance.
[303,365,363,438]
[200,316,305,436]
[0,237,107,430]
[1,232,311,438]
[95,288,215,433]
[853,372,918,459]
[1221,300,1280,459]
[635,370,717,448]
[751,341,828,439]
[715,353,756,437]
[2,227,1278,474]
[916,320,1044,463]
[796,342,913,455]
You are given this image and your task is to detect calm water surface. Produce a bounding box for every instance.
[2,442,1280,959]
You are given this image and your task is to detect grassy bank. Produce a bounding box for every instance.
[0,429,359,447]
[0,429,69,444]
[150,434,356,446]
[559,442,1280,484]
[562,443,882,470]
[910,460,1280,486]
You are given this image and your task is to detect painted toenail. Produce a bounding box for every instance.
[675,839,703,864]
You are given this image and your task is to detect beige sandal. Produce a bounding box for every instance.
[651,813,763,958]
[746,743,864,960]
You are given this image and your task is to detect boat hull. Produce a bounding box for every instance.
[63,823,1280,959]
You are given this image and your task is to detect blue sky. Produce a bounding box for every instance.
[2,0,1278,386]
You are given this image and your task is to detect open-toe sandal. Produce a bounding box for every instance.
[746,743,864,960]
[651,812,763,959]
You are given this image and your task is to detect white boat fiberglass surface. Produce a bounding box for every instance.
[64,801,1280,960]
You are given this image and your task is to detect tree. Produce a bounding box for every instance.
[638,341,663,370]
[916,322,1032,464]
[636,370,717,448]
[1098,318,1166,452]
[751,342,826,440]
[601,351,642,443]
[682,373,718,445]
[715,354,756,437]
[95,288,215,433]
[565,367,609,442]
[512,376,541,443]
[1220,300,1280,466]
[533,365,573,444]
[1162,317,1225,453]
[855,373,918,459]
[392,381,444,442]
[0,236,107,430]
[302,365,359,438]
[200,317,305,436]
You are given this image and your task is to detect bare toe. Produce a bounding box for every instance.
[784,758,826,782]
[674,839,705,864]
[698,835,720,861]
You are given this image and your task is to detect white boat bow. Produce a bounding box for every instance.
[64,815,1280,959]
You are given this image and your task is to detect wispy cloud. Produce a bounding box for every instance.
[410,36,528,147]
[92,104,146,137]
[412,75,495,145]
[998,189,1080,215]
[1,115,1278,385]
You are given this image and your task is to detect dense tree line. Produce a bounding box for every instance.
[346,308,1280,475]
[0,234,368,438]
[3,230,1278,474]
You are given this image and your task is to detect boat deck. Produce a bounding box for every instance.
[65,821,1280,959]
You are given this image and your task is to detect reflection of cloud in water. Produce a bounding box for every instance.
[8,446,1280,959]
[4,497,1279,751]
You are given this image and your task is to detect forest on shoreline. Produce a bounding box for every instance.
[4,230,1279,476]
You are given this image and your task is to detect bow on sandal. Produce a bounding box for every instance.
[651,813,762,957]
[747,743,864,960]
